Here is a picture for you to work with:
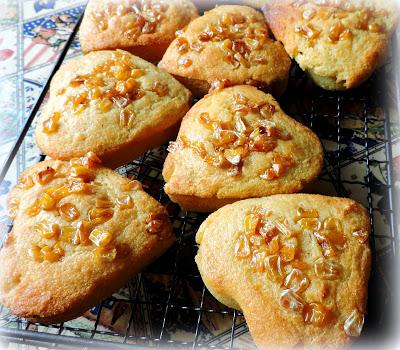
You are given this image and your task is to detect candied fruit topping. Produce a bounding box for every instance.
[38,193,56,210]
[280,289,305,313]
[176,11,271,69]
[81,152,102,168]
[234,207,349,324]
[234,234,251,258]
[284,268,310,293]
[122,179,142,191]
[264,254,283,282]
[146,211,171,238]
[59,203,80,221]
[36,167,56,185]
[88,207,114,225]
[8,198,19,219]
[18,175,34,190]
[178,94,291,176]
[56,50,151,129]
[116,195,133,209]
[260,154,295,180]
[352,228,368,243]
[344,309,364,337]
[314,257,342,280]
[89,229,113,247]
[35,222,61,240]
[43,112,61,134]
[151,81,169,97]
[92,0,168,36]
[303,302,332,326]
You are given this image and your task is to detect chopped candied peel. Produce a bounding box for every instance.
[293,3,387,46]
[146,211,171,239]
[51,50,172,131]
[21,153,135,264]
[92,0,168,36]
[178,93,292,176]
[176,11,271,69]
[234,207,356,327]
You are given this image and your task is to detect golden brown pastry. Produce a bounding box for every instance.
[158,5,291,97]
[79,0,199,62]
[163,85,323,212]
[196,194,371,349]
[262,0,399,90]
[0,154,174,323]
[35,50,192,168]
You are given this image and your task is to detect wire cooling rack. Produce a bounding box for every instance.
[0,3,399,349]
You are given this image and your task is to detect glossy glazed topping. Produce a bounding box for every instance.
[11,153,167,264]
[44,50,170,134]
[92,0,168,38]
[169,93,293,177]
[175,11,270,69]
[234,206,367,333]
[293,2,388,46]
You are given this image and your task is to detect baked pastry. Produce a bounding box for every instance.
[262,0,399,90]
[195,194,371,348]
[163,85,323,212]
[158,5,291,97]
[35,50,192,168]
[79,0,199,62]
[0,154,174,323]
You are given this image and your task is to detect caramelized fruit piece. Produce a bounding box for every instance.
[251,250,266,272]
[19,175,34,190]
[59,203,80,221]
[38,193,56,210]
[234,234,251,258]
[313,257,342,280]
[28,245,43,262]
[280,289,305,313]
[352,229,368,243]
[245,213,260,236]
[284,268,310,293]
[264,254,283,282]
[36,167,56,185]
[70,165,95,182]
[41,243,64,262]
[122,180,142,191]
[88,207,114,225]
[303,302,332,326]
[89,229,113,247]
[344,309,364,337]
[116,195,133,209]
[43,111,61,134]
[34,223,60,239]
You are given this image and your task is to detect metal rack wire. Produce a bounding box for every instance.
[0,3,399,349]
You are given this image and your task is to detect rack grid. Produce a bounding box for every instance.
[0,3,399,349]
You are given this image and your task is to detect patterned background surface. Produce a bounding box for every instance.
[0,1,399,349]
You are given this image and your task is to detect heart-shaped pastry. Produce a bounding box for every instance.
[163,85,323,212]
[195,194,371,348]
[262,0,398,90]
[35,50,192,168]
[158,5,291,97]
[0,154,174,323]
[80,0,199,62]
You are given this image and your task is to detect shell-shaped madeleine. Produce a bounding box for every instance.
[163,85,323,212]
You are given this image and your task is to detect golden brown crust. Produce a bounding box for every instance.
[35,50,192,169]
[80,0,199,63]
[158,5,291,97]
[262,0,399,90]
[195,194,371,349]
[163,85,324,212]
[1,159,174,323]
